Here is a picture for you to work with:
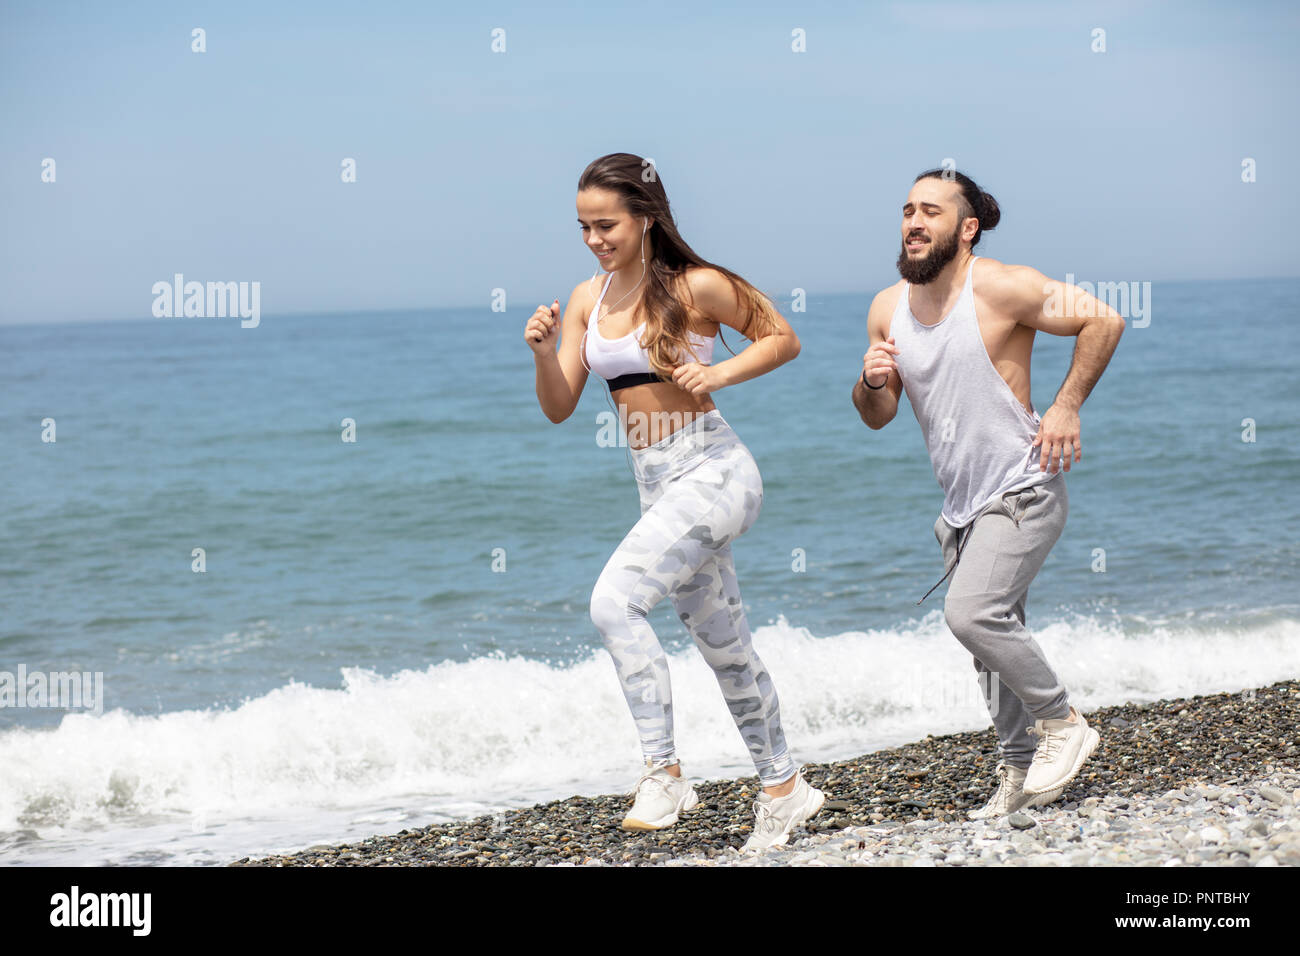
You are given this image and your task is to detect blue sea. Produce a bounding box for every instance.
[2,277,1298,865]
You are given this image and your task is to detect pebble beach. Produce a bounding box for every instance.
[232,679,1300,868]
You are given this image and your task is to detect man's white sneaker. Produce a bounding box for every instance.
[968,762,1031,819]
[741,768,826,852]
[1027,781,1068,809]
[1023,707,1100,797]
[621,760,699,831]
[967,761,1070,819]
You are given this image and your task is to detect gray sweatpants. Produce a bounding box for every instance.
[934,474,1071,768]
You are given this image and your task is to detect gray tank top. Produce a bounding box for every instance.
[889,256,1054,528]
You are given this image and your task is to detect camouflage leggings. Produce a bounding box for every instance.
[589,410,795,786]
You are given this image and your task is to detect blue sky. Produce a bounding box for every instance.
[2,0,1297,323]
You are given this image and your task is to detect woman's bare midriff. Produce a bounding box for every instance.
[611,382,717,449]
[588,272,722,450]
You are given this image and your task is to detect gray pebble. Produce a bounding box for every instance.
[231,682,1300,870]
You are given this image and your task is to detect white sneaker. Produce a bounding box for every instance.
[968,762,1067,819]
[968,762,1031,819]
[1027,780,1068,809]
[621,760,699,831]
[741,768,826,852]
[1023,707,1100,797]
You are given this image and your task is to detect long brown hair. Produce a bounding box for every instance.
[577,153,783,380]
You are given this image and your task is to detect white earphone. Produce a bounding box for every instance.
[589,217,650,316]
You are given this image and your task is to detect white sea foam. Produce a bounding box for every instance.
[2,612,1297,865]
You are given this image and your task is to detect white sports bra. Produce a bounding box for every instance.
[582,272,715,390]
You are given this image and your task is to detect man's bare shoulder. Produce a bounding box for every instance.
[973,257,1050,313]
[870,280,906,309]
[868,281,906,335]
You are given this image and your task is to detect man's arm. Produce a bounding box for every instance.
[995,265,1126,472]
[852,288,903,429]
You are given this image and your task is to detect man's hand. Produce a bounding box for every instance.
[862,336,899,387]
[672,362,725,395]
[1032,403,1082,473]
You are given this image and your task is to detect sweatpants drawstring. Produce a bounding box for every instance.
[917,522,971,605]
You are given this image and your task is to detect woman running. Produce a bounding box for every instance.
[523,153,823,851]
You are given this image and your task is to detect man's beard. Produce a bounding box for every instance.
[896,222,961,284]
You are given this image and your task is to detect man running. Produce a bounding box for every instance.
[852,168,1125,818]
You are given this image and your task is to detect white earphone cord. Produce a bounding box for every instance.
[584,218,649,475]
[589,218,648,321]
